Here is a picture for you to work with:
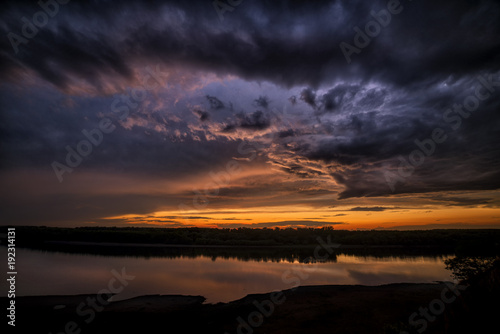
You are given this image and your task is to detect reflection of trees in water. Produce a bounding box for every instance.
[24,244,332,262]
[21,243,456,262]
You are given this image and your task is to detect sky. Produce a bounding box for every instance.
[1,0,500,230]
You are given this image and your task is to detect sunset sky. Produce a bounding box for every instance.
[1,0,500,229]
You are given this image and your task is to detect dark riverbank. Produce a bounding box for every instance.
[3,226,500,251]
[4,283,454,334]
[5,279,498,334]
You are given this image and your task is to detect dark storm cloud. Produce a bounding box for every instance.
[253,96,270,109]
[319,85,360,112]
[299,88,317,109]
[1,25,134,91]
[206,95,225,110]
[2,0,499,90]
[422,195,493,207]
[220,123,237,133]
[0,84,247,179]
[299,84,387,115]
[271,74,500,199]
[192,108,210,121]
[278,129,296,138]
[238,110,270,130]
[1,0,500,208]
[221,110,271,132]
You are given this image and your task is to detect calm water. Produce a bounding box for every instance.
[1,247,454,303]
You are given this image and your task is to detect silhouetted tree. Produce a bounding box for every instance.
[444,256,497,282]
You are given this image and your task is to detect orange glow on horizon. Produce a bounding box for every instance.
[101,205,500,230]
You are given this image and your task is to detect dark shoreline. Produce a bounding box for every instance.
[3,283,454,333]
[3,226,499,253]
[42,240,454,249]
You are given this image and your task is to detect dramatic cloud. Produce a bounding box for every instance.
[1,0,499,228]
[349,207,392,212]
[300,88,317,109]
[206,95,225,110]
[192,108,210,122]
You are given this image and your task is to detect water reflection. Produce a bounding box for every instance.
[23,242,454,262]
[0,246,455,303]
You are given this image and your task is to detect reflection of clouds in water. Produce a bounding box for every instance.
[346,270,420,285]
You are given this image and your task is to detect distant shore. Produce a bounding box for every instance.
[4,226,499,254]
[41,240,445,249]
